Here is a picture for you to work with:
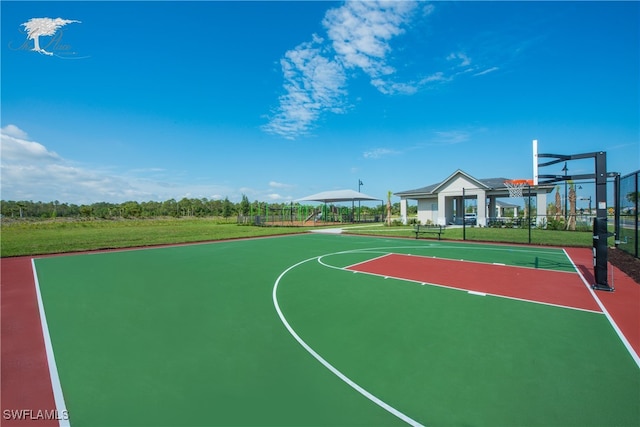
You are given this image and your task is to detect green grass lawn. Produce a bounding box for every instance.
[342,223,601,247]
[0,217,612,257]
[0,218,312,257]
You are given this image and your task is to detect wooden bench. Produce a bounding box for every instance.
[413,224,445,240]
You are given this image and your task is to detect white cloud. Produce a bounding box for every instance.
[0,125,309,204]
[262,35,348,139]
[264,1,507,140]
[1,125,141,203]
[264,1,420,139]
[269,181,294,189]
[1,125,62,162]
[363,147,399,159]
[323,1,416,77]
[433,130,471,145]
[323,0,419,94]
[266,193,292,201]
[447,52,471,67]
[2,124,29,139]
[371,78,418,95]
[474,66,499,76]
[0,125,242,204]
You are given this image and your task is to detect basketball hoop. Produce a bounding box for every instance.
[504,179,534,198]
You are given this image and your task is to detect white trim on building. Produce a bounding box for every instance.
[395,169,553,226]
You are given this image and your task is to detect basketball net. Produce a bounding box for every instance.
[505,179,533,198]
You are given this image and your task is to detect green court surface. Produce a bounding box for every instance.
[34,234,639,426]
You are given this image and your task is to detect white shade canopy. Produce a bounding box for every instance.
[296,189,381,203]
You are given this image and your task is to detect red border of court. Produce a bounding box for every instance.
[1,257,57,426]
[1,244,638,424]
[564,248,640,356]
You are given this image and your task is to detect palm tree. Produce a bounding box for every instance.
[555,186,562,222]
[567,183,577,231]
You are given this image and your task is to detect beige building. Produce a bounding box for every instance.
[395,170,553,226]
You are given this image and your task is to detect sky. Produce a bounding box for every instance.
[1,1,639,208]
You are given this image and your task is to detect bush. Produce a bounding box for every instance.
[546,218,565,231]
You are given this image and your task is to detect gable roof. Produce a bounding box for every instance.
[395,169,510,197]
[431,169,491,193]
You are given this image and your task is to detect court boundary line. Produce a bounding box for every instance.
[563,249,640,369]
[272,254,425,427]
[32,259,70,427]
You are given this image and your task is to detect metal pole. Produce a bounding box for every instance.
[636,172,639,258]
[614,173,620,246]
[352,200,354,223]
[462,188,466,240]
[593,151,612,291]
[633,173,640,258]
[528,184,532,244]
[562,162,568,221]
[358,179,363,222]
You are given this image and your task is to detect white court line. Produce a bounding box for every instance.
[322,245,574,276]
[398,252,577,275]
[343,261,602,315]
[342,252,393,270]
[319,247,599,314]
[468,291,487,296]
[272,255,425,427]
[32,259,71,427]
[563,249,640,369]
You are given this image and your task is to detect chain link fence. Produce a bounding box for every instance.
[618,170,639,258]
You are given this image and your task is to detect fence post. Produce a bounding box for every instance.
[528,184,532,244]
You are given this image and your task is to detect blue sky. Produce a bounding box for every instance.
[1,1,638,207]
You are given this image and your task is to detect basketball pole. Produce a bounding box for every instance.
[532,139,538,186]
[593,151,611,291]
[535,141,616,291]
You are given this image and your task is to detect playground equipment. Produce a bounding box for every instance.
[237,201,382,227]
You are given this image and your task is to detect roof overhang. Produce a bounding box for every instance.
[296,189,382,203]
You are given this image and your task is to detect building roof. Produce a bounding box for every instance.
[395,169,552,199]
[495,200,520,208]
[395,170,511,197]
[296,189,382,203]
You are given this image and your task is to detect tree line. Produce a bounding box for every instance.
[0,196,407,220]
